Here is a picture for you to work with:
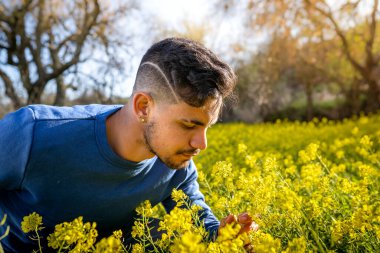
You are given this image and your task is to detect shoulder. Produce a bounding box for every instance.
[26,104,123,121]
[1,106,35,129]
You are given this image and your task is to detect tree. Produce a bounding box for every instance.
[231,34,302,122]
[0,0,134,109]
[220,0,380,114]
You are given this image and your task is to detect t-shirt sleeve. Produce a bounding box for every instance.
[0,107,35,190]
[162,160,220,240]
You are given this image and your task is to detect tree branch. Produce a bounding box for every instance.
[32,0,47,81]
[305,0,366,76]
[0,67,22,107]
[45,0,100,82]
[12,3,33,91]
[365,0,378,69]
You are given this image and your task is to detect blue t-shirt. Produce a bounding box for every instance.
[0,104,219,252]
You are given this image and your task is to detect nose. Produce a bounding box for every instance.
[190,130,207,151]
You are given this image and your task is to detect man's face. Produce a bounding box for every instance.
[143,98,220,169]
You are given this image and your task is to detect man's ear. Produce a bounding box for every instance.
[133,92,154,121]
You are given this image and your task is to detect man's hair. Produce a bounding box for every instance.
[133,37,237,107]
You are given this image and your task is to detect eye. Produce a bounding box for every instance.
[182,123,196,129]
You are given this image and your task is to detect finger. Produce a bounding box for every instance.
[238,212,253,224]
[219,214,235,229]
[237,213,253,234]
[219,217,227,228]
[225,214,236,224]
[239,221,253,233]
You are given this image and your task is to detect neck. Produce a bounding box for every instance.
[106,105,154,162]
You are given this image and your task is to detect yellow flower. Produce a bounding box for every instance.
[245,155,257,169]
[252,231,281,253]
[335,150,345,159]
[159,207,193,236]
[217,222,240,241]
[21,212,43,233]
[282,236,307,253]
[238,143,248,154]
[135,200,155,217]
[112,229,122,239]
[351,127,359,135]
[211,222,250,252]
[359,116,369,124]
[212,161,233,179]
[263,156,278,172]
[359,135,373,148]
[197,170,206,183]
[47,216,97,251]
[131,243,145,253]
[170,232,207,253]
[330,164,346,174]
[93,235,122,253]
[172,189,188,206]
[190,205,202,213]
[331,220,349,243]
[298,143,319,163]
[131,221,145,238]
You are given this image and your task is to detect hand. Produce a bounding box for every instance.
[219,212,259,252]
[219,212,259,234]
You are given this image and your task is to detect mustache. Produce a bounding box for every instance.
[176,149,201,156]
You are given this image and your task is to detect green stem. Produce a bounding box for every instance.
[317,155,330,174]
[203,177,214,196]
[33,228,43,253]
[57,242,64,253]
[144,215,161,253]
[120,241,129,253]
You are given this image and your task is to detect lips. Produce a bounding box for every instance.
[181,153,194,158]
[182,151,200,157]
[176,148,200,159]
[180,151,199,158]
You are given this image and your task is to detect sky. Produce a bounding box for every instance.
[140,0,211,29]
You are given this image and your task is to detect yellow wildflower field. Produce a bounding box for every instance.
[8,114,380,252]
[193,114,380,252]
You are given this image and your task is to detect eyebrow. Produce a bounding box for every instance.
[181,119,217,127]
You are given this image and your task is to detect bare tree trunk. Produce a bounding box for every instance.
[27,85,44,104]
[366,79,380,113]
[349,79,360,115]
[305,82,313,121]
[54,76,66,106]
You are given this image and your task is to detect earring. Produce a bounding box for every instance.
[140,117,146,123]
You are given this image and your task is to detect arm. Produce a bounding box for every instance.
[162,160,220,240]
[0,107,35,190]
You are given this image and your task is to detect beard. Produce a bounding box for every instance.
[143,121,198,170]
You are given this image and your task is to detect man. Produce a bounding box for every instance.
[0,38,256,252]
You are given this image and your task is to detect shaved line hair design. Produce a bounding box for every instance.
[140,61,180,104]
